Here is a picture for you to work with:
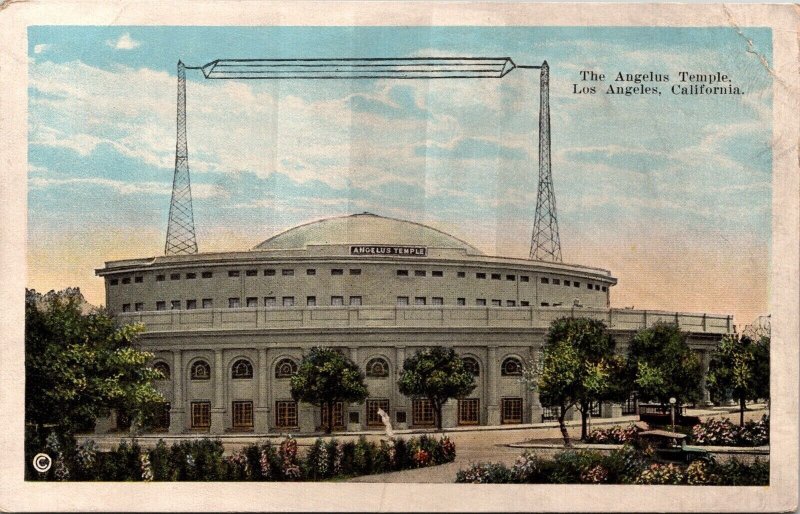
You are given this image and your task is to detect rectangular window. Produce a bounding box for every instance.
[458,398,480,425]
[228,270,240,278]
[601,286,608,292]
[506,274,515,281]
[275,401,298,428]
[412,398,435,426]
[246,297,258,308]
[156,274,165,282]
[349,296,362,306]
[491,299,502,307]
[552,278,560,285]
[110,278,119,286]
[306,296,316,306]
[181,273,195,281]
[540,277,549,284]
[331,296,344,306]
[520,275,529,282]
[231,401,254,429]
[264,269,275,276]
[457,271,466,278]
[191,401,211,429]
[457,298,466,306]
[491,273,501,280]
[574,282,580,288]
[122,304,131,312]
[122,277,131,284]
[414,297,426,305]
[282,269,294,276]
[331,269,343,276]
[264,297,276,307]
[282,296,295,307]
[476,272,486,279]
[228,298,240,308]
[476,299,486,306]
[431,297,443,305]
[507,300,516,307]
[135,276,144,283]
[202,271,213,279]
[501,398,523,424]
[414,270,426,277]
[520,301,530,307]
[432,270,443,277]
[349,268,361,275]
[170,300,181,310]
[366,399,390,427]
[170,273,180,281]
[587,283,593,289]
[202,298,213,309]
[541,302,550,307]
[564,280,570,287]
[156,301,166,311]
[186,299,197,310]
[397,269,409,276]
[135,302,144,312]
[320,402,345,430]
[396,296,409,306]
[246,269,257,277]
[306,268,316,276]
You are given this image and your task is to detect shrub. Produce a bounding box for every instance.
[585,424,640,444]
[686,459,718,485]
[353,436,375,475]
[690,415,769,447]
[510,451,554,483]
[456,462,514,484]
[635,463,685,485]
[548,449,605,484]
[711,457,769,485]
[602,444,647,484]
[437,436,456,463]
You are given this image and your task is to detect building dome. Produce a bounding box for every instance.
[253,212,483,254]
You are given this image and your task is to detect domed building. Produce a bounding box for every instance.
[95,212,731,434]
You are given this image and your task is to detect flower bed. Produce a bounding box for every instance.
[585,424,641,444]
[30,434,456,481]
[690,415,769,446]
[455,445,768,485]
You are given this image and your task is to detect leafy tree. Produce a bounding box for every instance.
[706,334,769,426]
[25,288,165,444]
[531,317,625,445]
[625,322,703,407]
[398,347,475,430]
[290,347,369,434]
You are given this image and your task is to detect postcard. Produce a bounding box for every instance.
[0,1,797,512]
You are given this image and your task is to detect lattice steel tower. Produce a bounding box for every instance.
[529,61,562,262]
[165,60,198,255]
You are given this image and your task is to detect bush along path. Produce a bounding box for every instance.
[27,434,456,481]
[456,445,768,485]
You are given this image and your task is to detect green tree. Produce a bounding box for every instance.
[398,347,475,430]
[532,317,625,445]
[706,334,769,426]
[25,288,165,442]
[625,322,703,407]
[290,347,369,434]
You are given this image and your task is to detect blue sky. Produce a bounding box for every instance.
[27,26,772,323]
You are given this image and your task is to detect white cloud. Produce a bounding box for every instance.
[28,174,227,200]
[33,44,51,55]
[106,33,141,50]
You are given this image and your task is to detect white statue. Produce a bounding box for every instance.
[376,408,394,439]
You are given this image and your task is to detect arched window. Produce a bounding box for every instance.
[153,361,170,380]
[275,358,298,378]
[501,357,522,376]
[231,359,253,379]
[190,360,211,380]
[462,356,480,376]
[365,357,389,378]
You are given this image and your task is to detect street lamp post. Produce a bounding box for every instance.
[669,397,677,432]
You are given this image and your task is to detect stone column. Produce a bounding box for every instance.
[394,346,408,429]
[255,347,269,433]
[486,346,500,425]
[169,350,185,433]
[299,403,316,433]
[441,399,457,428]
[210,349,225,434]
[601,402,623,418]
[700,350,713,406]
[529,347,543,424]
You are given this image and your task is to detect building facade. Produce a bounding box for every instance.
[96,213,731,434]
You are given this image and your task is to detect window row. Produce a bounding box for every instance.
[397,269,530,282]
[395,296,530,307]
[110,268,367,286]
[540,276,608,292]
[155,355,520,382]
[186,397,523,429]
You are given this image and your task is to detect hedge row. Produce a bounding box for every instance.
[585,415,769,447]
[455,446,768,485]
[29,434,456,481]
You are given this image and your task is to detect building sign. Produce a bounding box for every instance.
[350,245,427,257]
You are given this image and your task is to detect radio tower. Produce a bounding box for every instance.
[165,60,198,255]
[529,61,562,262]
